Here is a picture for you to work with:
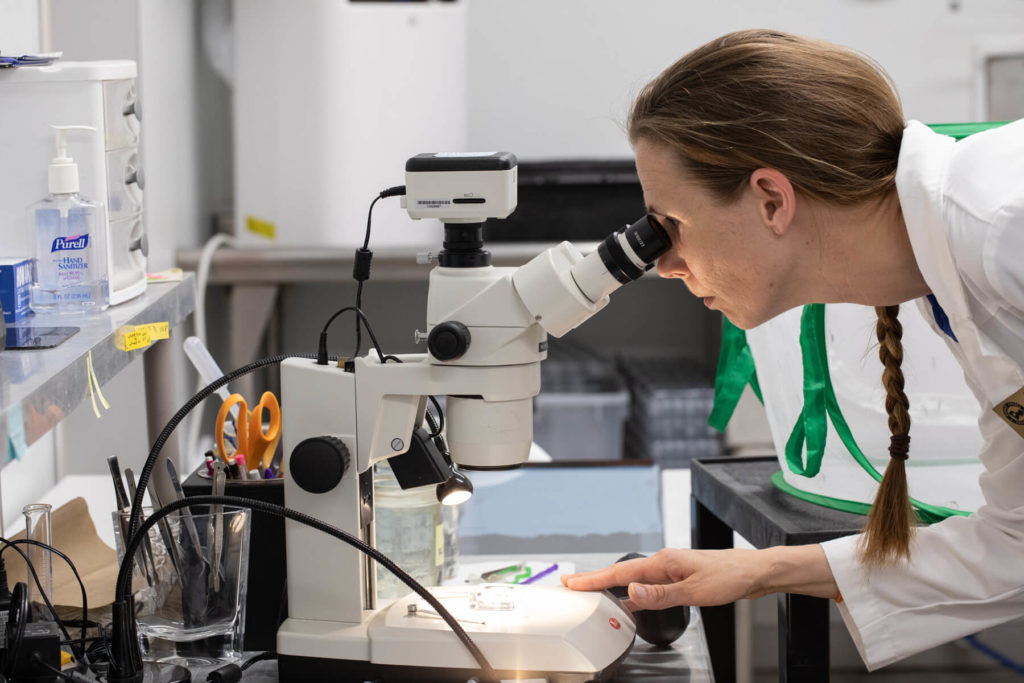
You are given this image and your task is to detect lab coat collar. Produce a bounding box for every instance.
[896,121,971,326]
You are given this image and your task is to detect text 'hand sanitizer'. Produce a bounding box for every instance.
[30,125,109,314]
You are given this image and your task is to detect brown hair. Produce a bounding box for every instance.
[629,29,915,564]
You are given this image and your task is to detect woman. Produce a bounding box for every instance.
[562,29,1024,670]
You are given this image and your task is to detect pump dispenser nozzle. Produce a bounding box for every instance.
[48,125,96,195]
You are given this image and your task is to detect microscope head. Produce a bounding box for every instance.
[400,152,671,471]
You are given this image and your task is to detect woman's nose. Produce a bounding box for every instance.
[657,250,688,279]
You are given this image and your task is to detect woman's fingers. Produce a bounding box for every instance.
[560,553,680,591]
[627,581,689,610]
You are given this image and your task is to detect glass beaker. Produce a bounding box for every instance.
[373,461,444,598]
[22,503,53,621]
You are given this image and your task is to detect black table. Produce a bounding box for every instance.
[690,456,865,683]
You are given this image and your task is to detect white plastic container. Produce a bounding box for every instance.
[0,61,147,306]
[746,302,985,514]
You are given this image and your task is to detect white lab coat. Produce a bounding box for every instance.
[821,119,1024,670]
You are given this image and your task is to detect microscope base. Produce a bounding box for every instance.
[277,584,636,682]
[277,651,632,683]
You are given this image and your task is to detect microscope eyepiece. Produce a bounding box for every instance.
[596,215,671,285]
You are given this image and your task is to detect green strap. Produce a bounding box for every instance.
[783,304,968,522]
[708,318,762,432]
[926,121,1009,140]
[784,305,829,477]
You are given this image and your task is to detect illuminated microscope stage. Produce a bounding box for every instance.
[277,583,637,682]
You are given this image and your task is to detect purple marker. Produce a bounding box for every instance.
[521,563,559,585]
[263,467,275,480]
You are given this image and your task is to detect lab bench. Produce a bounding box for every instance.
[199,553,716,682]
[690,456,864,683]
[0,275,196,521]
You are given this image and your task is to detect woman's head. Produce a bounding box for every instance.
[628,29,905,206]
[632,30,916,565]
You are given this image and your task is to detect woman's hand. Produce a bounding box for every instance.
[560,545,838,611]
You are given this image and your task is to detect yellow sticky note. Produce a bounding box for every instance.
[137,322,169,340]
[246,215,276,240]
[435,524,444,568]
[115,326,152,352]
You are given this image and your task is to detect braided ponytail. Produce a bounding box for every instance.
[860,305,916,565]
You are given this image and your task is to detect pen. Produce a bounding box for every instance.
[234,454,250,479]
[520,563,559,585]
[481,563,526,583]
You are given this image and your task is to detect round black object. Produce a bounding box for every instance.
[428,321,471,361]
[609,552,690,648]
[290,436,350,494]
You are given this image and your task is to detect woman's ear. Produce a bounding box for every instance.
[749,168,796,235]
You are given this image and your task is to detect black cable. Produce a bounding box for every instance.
[354,186,406,358]
[1,538,88,658]
[29,652,74,681]
[382,355,445,438]
[240,650,277,672]
[0,540,77,658]
[317,307,386,366]
[5,582,28,678]
[425,396,445,439]
[113,496,499,683]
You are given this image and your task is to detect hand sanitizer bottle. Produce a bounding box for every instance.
[30,125,109,314]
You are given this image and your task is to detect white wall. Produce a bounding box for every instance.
[0,0,52,533]
[0,0,39,54]
[465,0,1024,158]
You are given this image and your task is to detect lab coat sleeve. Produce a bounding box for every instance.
[821,416,1024,671]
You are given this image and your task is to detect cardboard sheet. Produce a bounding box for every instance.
[6,496,119,615]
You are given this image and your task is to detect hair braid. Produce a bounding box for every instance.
[860,304,916,565]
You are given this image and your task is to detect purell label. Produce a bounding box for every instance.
[51,234,89,252]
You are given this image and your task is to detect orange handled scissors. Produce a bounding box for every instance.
[216,391,282,472]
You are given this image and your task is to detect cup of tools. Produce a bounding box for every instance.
[112,505,252,667]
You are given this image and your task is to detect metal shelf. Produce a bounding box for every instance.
[1,275,196,463]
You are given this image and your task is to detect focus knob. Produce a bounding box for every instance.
[428,321,471,361]
[290,436,349,494]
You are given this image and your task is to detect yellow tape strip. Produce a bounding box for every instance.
[87,350,110,411]
[246,215,277,240]
[87,355,100,418]
[136,322,169,341]
[117,327,151,351]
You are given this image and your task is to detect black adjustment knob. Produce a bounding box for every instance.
[290,436,350,494]
[428,321,471,361]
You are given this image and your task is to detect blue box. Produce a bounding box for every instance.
[0,258,33,323]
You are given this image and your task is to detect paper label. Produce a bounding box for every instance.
[246,215,276,240]
[115,321,169,351]
[994,387,1024,440]
[137,322,169,341]
[435,524,444,567]
[116,326,152,352]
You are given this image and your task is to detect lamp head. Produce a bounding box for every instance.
[437,469,474,506]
